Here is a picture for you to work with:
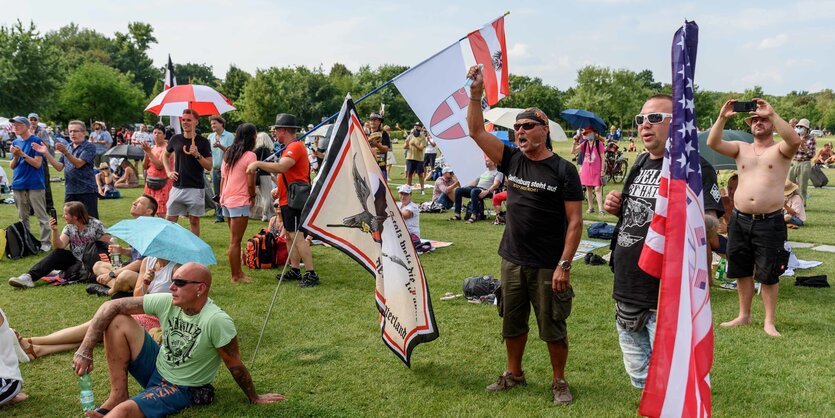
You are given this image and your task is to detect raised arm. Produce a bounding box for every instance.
[754,98,801,158]
[218,336,285,404]
[466,65,504,164]
[706,100,741,158]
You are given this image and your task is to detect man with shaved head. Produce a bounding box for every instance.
[72,263,284,417]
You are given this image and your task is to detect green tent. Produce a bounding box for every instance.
[697,129,753,170]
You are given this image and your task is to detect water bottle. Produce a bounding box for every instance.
[716,258,727,282]
[110,237,122,268]
[78,371,95,412]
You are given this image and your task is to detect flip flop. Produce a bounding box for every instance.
[14,331,36,361]
[448,215,462,221]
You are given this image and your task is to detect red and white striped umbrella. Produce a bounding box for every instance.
[145,84,236,116]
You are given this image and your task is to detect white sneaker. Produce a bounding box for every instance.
[40,244,51,252]
[9,274,34,289]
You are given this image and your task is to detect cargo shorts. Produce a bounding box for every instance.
[499,258,574,342]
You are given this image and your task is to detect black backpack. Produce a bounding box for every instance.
[463,275,500,298]
[4,222,41,260]
[63,240,110,284]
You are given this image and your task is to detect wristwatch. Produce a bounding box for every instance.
[557,260,572,271]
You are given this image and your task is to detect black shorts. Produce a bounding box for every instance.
[280,205,303,232]
[406,159,425,175]
[423,153,437,168]
[726,209,790,285]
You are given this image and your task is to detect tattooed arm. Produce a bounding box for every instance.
[72,297,146,375]
[218,336,285,404]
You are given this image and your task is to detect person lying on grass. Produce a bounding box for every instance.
[16,256,178,361]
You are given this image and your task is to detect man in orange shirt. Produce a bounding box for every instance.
[247,114,319,288]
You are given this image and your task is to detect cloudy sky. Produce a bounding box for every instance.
[7,0,834,95]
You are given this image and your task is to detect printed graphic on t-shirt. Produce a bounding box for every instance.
[618,168,661,248]
[164,315,203,366]
[507,174,559,193]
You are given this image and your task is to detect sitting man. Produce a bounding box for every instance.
[449,158,503,223]
[87,195,159,297]
[812,142,834,166]
[431,167,458,210]
[72,263,284,417]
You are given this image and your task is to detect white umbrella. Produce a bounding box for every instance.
[145,84,235,117]
[484,107,568,141]
[308,124,333,138]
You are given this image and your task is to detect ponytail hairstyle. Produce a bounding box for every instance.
[225,123,257,168]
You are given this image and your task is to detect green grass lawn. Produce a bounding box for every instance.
[1,138,834,417]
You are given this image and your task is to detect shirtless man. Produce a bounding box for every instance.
[706,98,801,337]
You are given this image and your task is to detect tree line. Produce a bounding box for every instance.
[2,20,833,134]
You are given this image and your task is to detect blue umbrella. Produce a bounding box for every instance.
[107,216,217,266]
[560,109,608,133]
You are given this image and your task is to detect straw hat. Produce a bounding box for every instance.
[784,179,798,196]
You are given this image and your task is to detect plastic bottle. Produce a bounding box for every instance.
[78,371,95,412]
[716,258,726,282]
[110,237,122,268]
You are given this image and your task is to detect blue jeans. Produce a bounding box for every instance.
[453,186,486,216]
[616,310,657,389]
[212,169,223,220]
[437,193,453,210]
[788,215,804,226]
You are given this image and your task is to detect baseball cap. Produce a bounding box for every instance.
[397,185,413,194]
[9,116,30,126]
[442,167,454,174]
[27,113,39,120]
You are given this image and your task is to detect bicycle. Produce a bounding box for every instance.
[604,150,629,183]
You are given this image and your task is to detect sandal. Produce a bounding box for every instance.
[448,215,462,221]
[467,217,477,224]
[15,331,37,361]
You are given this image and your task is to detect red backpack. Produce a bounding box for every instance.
[245,229,288,269]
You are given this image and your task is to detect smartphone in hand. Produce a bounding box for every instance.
[48,208,57,220]
[732,101,758,113]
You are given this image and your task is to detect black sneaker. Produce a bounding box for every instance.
[86,283,111,297]
[276,270,302,282]
[299,271,320,288]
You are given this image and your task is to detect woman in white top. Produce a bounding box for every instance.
[0,308,27,407]
[14,257,178,361]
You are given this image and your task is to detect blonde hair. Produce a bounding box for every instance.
[255,132,274,149]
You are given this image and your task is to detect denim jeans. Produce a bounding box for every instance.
[453,186,486,216]
[437,193,453,210]
[615,310,657,389]
[212,169,223,220]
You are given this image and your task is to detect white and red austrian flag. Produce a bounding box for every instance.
[393,43,486,184]
[467,16,509,106]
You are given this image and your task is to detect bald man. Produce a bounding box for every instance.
[72,263,284,417]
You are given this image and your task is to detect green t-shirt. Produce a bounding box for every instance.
[406,134,426,162]
[143,293,237,387]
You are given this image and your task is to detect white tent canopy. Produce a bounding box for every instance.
[483,107,568,142]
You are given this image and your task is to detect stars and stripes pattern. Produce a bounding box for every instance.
[637,21,714,418]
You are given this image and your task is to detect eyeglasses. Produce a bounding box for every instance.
[68,130,84,133]
[172,278,203,287]
[635,113,673,125]
[513,122,543,131]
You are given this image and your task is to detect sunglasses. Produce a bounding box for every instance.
[513,122,543,131]
[172,278,203,287]
[635,113,673,125]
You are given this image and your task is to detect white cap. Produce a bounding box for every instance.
[442,167,453,174]
[398,185,413,194]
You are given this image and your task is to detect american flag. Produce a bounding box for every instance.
[637,21,714,418]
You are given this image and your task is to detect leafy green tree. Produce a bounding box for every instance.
[220,65,251,102]
[110,22,158,95]
[57,62,146,127]
[174,62,220,87]
[239,66,341,129]
[0,21,62,118]
[501,75,562,122]
[44,23,114,72]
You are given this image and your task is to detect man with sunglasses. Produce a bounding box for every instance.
[706,98,800,337]
[72,263,285,417]
[604,94,723,389]
[466,66,583,405]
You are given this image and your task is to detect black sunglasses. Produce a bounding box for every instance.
[635,113,672,125]
[172,278,203,287]
[513,122,543,131]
